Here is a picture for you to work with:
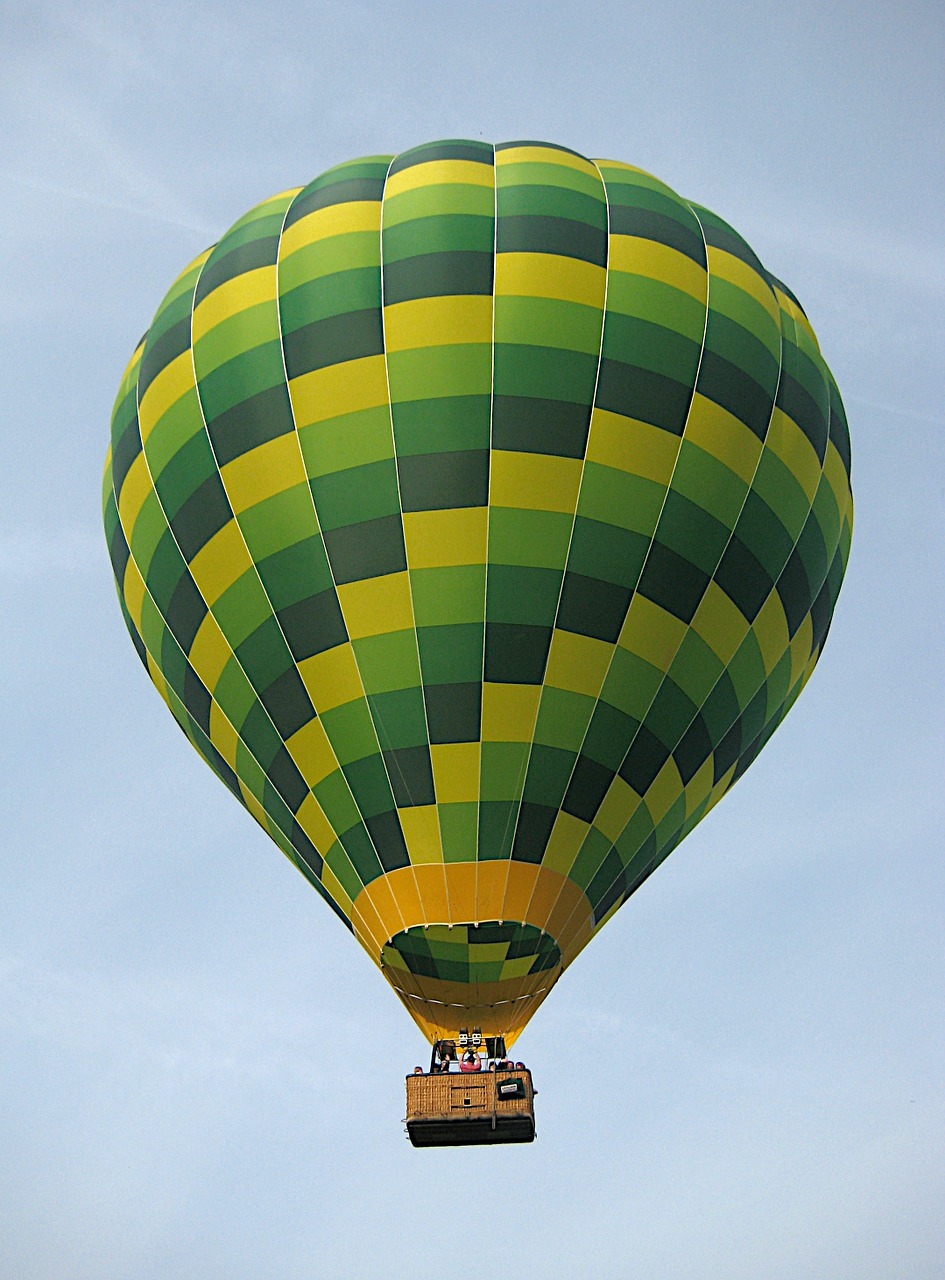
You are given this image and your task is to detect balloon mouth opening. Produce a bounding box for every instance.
[381,921,561,984]
[379,921,563,1042]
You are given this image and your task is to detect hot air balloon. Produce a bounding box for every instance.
[103,139,852,1143]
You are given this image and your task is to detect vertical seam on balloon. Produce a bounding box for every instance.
[271,186,394,926]
[539,192,713,961]
[188,215,404,938]
[510,153,612,968]
[564,221,791,938]
[378,152,436,930]
[474,141,498,933]
[189,212,389,931]
[125,309,375,946]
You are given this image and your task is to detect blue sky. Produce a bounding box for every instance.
[2,2,943,1277]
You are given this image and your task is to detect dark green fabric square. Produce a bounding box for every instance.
[618,723,670,794]
[339,821,384,884]
[182,666,212,735]
[491,394,591,458]
[383,745,435,807]
[323,514,406,584]
[167,571,208,652]
[342,753,395,818]
[236,616,293,691]
[563,754,614,823]
[714,535,772,623]
[278,589,348,660]
[638,541,709,623]
[261,666,314,740]
[478,800,518,859]
[171,472,233,562]
[776,547,814,639]
[364,808,410,871]
[423,682,481,743]
[510,802,557,863]
[595,359,692,435]
[557,571,631,642]
[264,744,309,813]
[282,308,383,380]
[206,383,296,467]
[397,449,488,511]
[484,623,551,684]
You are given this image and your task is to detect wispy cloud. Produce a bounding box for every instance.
[745,202,945,300]
[0,168,216,238]
[2,12,215,242]
[0,526,104,582]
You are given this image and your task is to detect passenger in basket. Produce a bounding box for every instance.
[436,1040,456,1073]
[460,1049,482,1073]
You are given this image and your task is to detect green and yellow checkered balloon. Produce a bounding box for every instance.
[103,140,852,1046]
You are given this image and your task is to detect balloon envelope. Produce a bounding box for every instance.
[104,140,852,1045]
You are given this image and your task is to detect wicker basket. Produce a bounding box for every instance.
[405,1069,536,1146]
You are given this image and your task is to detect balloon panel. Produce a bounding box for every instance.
[103,141,853,1045]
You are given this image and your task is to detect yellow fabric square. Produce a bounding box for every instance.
[295,792,338,855]
[789,614,814,687]
[337,571,414,639]
[481,682,541,742]
[619,595,687,671]
[707,763,737,815]
[430,742,479,802]
[220,433,306,514]
[544,629,612,697]
[706,246,780,326]
[765,408,822,503]
[119,339,147,387]
[540,810,590,878]
[691,580,749,664]
[192,266,276,343]
[117,451,154,534]
[384,294,492,350]
[496,145,597,177]
[683,758,715,818]
[608,238,707,303]
[384,158,495,199]
[285,716,339,787]
[594,775,642,843]
[138,351,194,443]
[823,442,851,519]
[585,408,679,484]
[490,450,582,514]
[121,555,147,634]
[644,757,684,825]
[279,200,380,260]
[297,643,364,712]
[403,507,487,568]
[751,593,789,675]
[685,394,762,485]
[188,520,252,606]
[495,252,605,306]
[209,700,240,770]
[289,354,389,429]
[188,613,232,690]
[398,806,443,864]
